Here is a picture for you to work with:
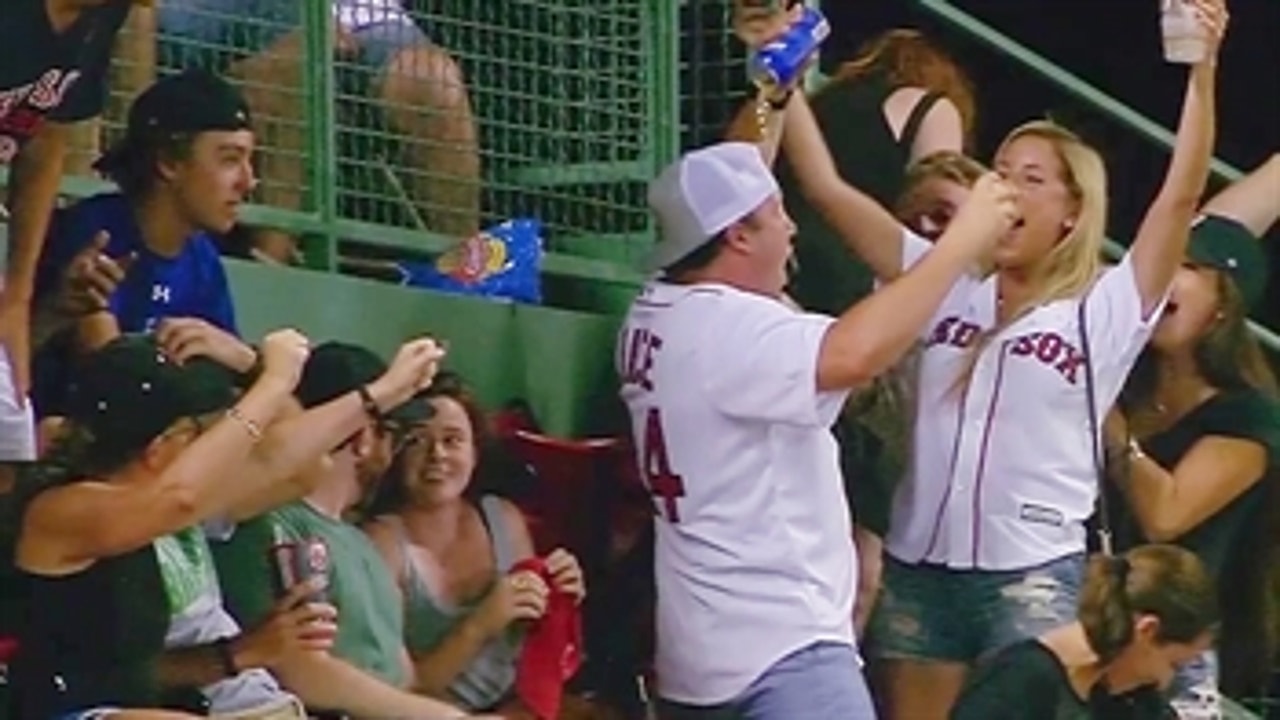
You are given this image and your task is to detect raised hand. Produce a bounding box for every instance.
[155,317,257,373]
[58,231,135,316]
[939,172,1021,258]
[367,337,447,412]
[257,328,312,390]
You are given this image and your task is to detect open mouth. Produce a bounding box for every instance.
[1163,300,1180,317]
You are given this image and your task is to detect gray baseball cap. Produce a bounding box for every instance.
[645,142,781,272]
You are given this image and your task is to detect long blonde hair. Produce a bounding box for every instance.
[952,120,1109,394]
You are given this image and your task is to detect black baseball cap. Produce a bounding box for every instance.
[295,342,431,426]
[1186,214,1267,309]
[67,334,239,458]
[94,69,252,175]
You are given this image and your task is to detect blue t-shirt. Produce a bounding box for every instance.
[36,192,237,334]
[32,192,237,418]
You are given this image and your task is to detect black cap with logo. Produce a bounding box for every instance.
[67,334,239,459]
[93,69,252,175]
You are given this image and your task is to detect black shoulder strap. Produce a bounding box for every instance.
[898,91,946,152]
[1078,295,1113,556]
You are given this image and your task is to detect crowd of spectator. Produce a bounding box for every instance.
[0,1,1278,719]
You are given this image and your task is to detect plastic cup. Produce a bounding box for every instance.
[1161,0,1208,64]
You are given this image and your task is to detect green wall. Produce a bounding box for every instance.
[226,260,628,437]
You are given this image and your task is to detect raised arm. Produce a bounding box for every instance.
[726,90,790,168]
[781,92,907,281]
[233,338,445,497]
[815,173,1017,390]
[1128,0,1226,315]
[15,331,310,570]
[1201,153,1280,236]
[2,123,73,403]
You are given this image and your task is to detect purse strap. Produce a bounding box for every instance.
[1077,295,1114,556]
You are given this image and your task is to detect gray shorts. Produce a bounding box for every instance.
[869,553,1085,664]
[656,642,877,720]
[157,0,432,76]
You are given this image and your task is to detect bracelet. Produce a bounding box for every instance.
[214,636,239,678]
[766,88,795,110]
[356,384,383,425]
[225,406,263,442]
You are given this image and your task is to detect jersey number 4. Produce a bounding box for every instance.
[641,408,685,523]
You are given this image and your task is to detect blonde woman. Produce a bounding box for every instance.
[778,2,1228,718]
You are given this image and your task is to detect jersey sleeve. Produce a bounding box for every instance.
[698,295,848,428]
[1082,252,1168,377]
[47,6,128,123]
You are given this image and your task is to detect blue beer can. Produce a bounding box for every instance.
[748,7,831,89]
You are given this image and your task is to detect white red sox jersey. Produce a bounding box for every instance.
[617,280,857,705]
[886,232,1165,570]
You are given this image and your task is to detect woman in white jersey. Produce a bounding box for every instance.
[777,1,1228,717]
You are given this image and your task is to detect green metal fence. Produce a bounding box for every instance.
[22,0,693,286]
[3,1,809,292]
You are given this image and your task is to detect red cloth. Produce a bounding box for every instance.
[512,557,583,720]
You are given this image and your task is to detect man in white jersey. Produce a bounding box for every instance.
[617,140,1017,719]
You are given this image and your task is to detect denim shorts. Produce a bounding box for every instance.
[156,0,432,75]
[655,642,877,720]
[869,553,1085,663]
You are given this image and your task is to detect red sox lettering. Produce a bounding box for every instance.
[927,315,1086,385]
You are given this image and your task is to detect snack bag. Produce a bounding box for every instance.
[402,218,543,304]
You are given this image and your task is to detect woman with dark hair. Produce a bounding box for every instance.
[1105,154,1280,713]
[364,372,586,715]
[951,544,1218,720]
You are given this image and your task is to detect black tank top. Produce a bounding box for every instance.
[10,519,171,717]
[777,76,943,316]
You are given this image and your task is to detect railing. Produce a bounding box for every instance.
[915,0,1280,354]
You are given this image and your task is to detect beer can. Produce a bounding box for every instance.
[268,535,330,605]
[748,7,830,90]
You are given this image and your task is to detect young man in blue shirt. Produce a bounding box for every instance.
[0,0,142,459]
[33,68,261,422]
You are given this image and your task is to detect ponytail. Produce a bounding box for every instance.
[1078,545,1218,664]
[1079,554,1135,663]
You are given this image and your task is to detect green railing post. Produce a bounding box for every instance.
[646,0,681,266]
[301,1,339,272]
